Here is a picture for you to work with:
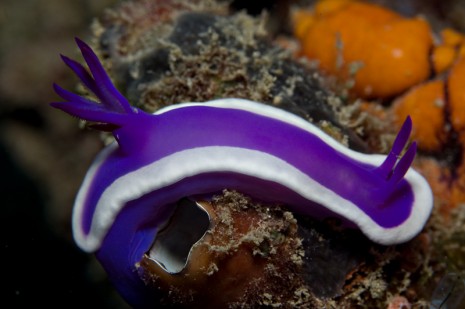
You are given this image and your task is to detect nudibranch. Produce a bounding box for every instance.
[52,39,433,306]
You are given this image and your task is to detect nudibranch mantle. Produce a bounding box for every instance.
[73,97,432,253]
[52,39,433,254]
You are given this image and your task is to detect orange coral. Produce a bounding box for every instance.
[448,57,465,133]
[313,0,351,16]
[293,10,315,42]
[294,0,433,98]
[448,59,465,206]
[391,56,465,211]
[432,45,457,74]
[458,44,465,59]
[431,28,465,74]
[441,28,465,47]
[392,80,446,152]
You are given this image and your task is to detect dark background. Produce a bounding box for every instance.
[0,0,129,307]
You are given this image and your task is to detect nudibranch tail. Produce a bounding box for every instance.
[51,38,137,128]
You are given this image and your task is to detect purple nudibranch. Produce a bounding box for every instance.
[52,38,433,306]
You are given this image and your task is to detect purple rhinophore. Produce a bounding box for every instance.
[52,38,433,307]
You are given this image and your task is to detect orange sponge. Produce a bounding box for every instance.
[294,0,433,98]
[448,57,465,133]
[392,80,446,152]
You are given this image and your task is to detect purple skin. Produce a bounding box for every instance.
[52,38,433,307]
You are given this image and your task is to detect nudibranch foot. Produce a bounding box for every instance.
[137,191,310,308]
[147,198,211,274]
[52,38,433,308]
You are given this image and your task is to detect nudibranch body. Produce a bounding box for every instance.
[52,39,433,306]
